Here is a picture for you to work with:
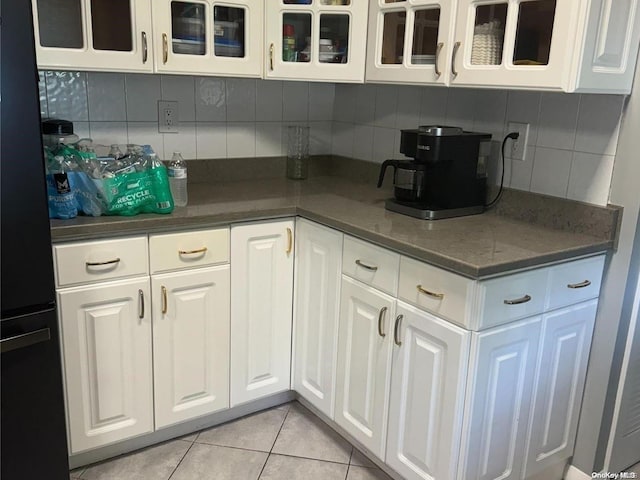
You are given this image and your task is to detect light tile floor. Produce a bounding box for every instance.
[69,402,393,480]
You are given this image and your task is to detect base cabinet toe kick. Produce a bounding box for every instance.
[53,218,605,479]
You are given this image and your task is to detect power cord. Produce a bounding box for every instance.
[485,131,520,208]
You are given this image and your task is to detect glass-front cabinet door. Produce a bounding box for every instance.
[451,0,575,90]
[265,0,368,82]
[154,0,262,77]
[32,0,153,72]
[365,0,455,85]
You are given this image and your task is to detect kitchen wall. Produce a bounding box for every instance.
[38,71,335,161]
[332,84,626,207]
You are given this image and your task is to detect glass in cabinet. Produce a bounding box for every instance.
[154,0,262,77]
[265,0,368,82]
[366,0,455,85]
[32,0,153,72]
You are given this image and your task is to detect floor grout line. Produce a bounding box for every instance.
[255,401,294,479]
[167,439,196,480]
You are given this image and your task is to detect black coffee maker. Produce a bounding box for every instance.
[377,126,491,220]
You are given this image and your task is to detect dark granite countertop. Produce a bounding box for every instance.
[50,177,619,279]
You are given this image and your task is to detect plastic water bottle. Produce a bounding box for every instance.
[168,151,188,207]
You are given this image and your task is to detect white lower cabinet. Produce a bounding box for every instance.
[293,219,343,419]
[335,275,395,459]
[386,301,471,480]
[152,265,230,429]
[524,300,597,478]
[58,277,153,454]
[230,220,295,406]
[459,317,542,480]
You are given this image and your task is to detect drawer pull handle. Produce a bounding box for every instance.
[86,258,121,267]
[434,42,444,77]
[355,259,378,272]
[504,294,532,305]
[286,228,293,255]
[416,285,444,300]
[378,306,387,338]
[162,33,168,64]
[179,247,208,255]
[393,314,403,346]
[568,280,591,289]
[138,289,144,319]
[161,286,168,314]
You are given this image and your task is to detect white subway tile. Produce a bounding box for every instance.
[333,84,356,123]
[473,90,507,140]
[161,75,196,121]
[309,121,332,155]
[419,87,448,127]
[226,78,256,122]
[530,147,572,198]
[196,122,227,159]
[163,122,197,160]
[309,83,335,121]
[332,121,354,157]
[508,145,535,191]
[445,88,477,131]
[227,122,256,158]
[283,82,309,121]
[45,71,88,121]
[374,85,399,128]
[125,74,161,122]
[256,122,283,157]
[574,94,624,155]
[256,80,283,121]
[567,152,614,206]
[87,72,126,121]
[536,92,579,150]
[396,86,422,129]
[89,121,128,147]
[372,127,396,164]
[354,84,376,125]
[196,77,226,122]
[39,72,48,117]
[353,124,374,161]
[504,90,541,145]
[127,122,165,160]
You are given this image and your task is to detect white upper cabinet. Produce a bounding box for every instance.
[366,0,456,85]
[265,0,368,82]
[152,0,263,77]
[32,0,153,72]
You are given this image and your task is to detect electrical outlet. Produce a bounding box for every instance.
[158,100,179,133]
[506,121,530,161]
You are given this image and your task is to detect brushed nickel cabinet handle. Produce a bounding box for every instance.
[161,286,168,314]
[417,284,444,300]
[451,41,461,77]
[142,31,148,63]
[179,247,208,255]
[568,280,591,289]
[378,307,387,338]
[355,259,378,272]
[86,258,120,267]
[434,42,444,77]
[393,314,403,346]
[162,33,168,64]
[269,43,274,71]
[286,228,293,254]
[138,289,144,319]
[504,294,532,305]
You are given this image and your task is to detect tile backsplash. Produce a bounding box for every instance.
[332,84,625,207]
[41,70,625,206]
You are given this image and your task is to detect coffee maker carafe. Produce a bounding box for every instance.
[377,126,491,220]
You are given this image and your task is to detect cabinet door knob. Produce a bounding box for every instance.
[417,284,444,299]
[138,289,145,319]
[141,31,148,63]
[286,228,293,254]
[269,43,274,71]
[451,41,461,77]
[162,33,169,64]
[504,294,532,305]
[393,314,403,346]
[161,286,168,314]
[434,42,444,77]
[378,306,387,338]
[568,280,591,289]
[355,259,378,272]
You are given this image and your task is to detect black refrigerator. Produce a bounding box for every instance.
[1,0,70,478]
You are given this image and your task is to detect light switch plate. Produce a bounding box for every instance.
[158,100,179,133]
[506,121,529,161]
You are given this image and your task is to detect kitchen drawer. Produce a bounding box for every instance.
[398,256,473,328]
[475,268,549,330]
[149,228,229,273]
[53,236,148,287]
[546,255,605,311]
[342,236,399,296]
